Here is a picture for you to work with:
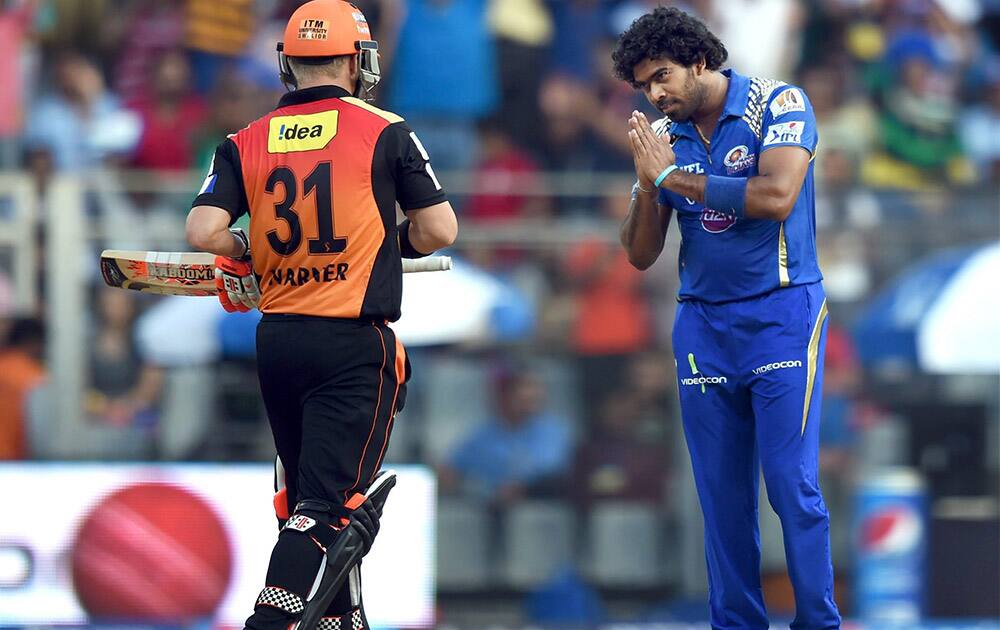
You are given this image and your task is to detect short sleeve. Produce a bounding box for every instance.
[190,138,250,223]
[376,122,449,211]
[761,86,818,155]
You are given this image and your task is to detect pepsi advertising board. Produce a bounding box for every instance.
[855,467,928,625]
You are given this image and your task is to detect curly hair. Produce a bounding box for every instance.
[612,7,728,85]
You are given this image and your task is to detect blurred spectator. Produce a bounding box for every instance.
[864,28,974,188]
[109,0,184,103]
[802,64,878,173]
[84,288,163,430]
[959,60,1000,181]
[817,230,875,306]
[537,75,631,213]
[438,368,572,504]
[0,0,35,166]
[0,317,45,459]
[708,0,804,80]
[572,388,668,507]
[582,35,650,160]
[466,117,549,223]
[819,322,862,567]
[383,0,497,172]
[32,0,114,63]
[127,50,208,171]
[185,0,256,94]
[192,72,272,172]
[23,52,139,171]
[0,272,14,343]
[820,323,861,472]
[624,350,675,434]
[562,191,654,416]
[547,0,610,82]
[487,0,552,154]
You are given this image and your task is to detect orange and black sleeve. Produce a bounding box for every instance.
[190,138,251,224]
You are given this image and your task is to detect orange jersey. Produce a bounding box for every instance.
[192,85,447,320]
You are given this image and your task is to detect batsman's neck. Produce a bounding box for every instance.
[691,71,730,132]
[297,76,356,93]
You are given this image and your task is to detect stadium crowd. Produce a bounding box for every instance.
[0,0,998,621]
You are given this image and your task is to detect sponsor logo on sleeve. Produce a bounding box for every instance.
[723,145,756,174]
[769,88,806,118]
[268,111,340,153]
[764,121,805,146]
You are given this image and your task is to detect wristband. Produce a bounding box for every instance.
[229,227,251,261]
[397,219,430,259]
[654,164,679,188]
[704,175,748,219]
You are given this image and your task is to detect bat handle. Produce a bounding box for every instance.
[402,256,452,273]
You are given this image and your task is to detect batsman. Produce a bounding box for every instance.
[615,8,840,629]
[185,1,457,628]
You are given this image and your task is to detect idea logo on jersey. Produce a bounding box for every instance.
[700,209,737,233]
[268,111,340,153]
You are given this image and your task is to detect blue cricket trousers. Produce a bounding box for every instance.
[672,282,841,629]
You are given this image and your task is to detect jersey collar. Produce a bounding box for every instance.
[670,68,750,142]
[277,85,353,108]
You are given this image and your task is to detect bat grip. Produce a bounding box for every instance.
[402,256,452,273]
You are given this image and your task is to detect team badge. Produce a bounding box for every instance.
[700,209,737,233]
[723,145,755,174]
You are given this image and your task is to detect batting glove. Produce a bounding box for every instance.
[215,255,260,312]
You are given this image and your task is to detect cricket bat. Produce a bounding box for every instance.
[100,250,452,296]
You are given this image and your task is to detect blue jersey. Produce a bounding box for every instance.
[656,69,823,303]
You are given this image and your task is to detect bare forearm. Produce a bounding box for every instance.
[406,201,459,254]
[191,228,244,257]
[660,170,706,204]
[620,189,667,270]
[186,206,245,256]
[408,219,443,254]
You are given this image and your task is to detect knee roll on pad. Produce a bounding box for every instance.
[294,471,397,630]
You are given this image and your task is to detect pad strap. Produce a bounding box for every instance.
[256,585,305,614]
[317,609,364,630]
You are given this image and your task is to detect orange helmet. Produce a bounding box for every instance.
[277,0,380,99]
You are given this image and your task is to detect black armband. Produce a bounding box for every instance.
[397,219,430,259]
